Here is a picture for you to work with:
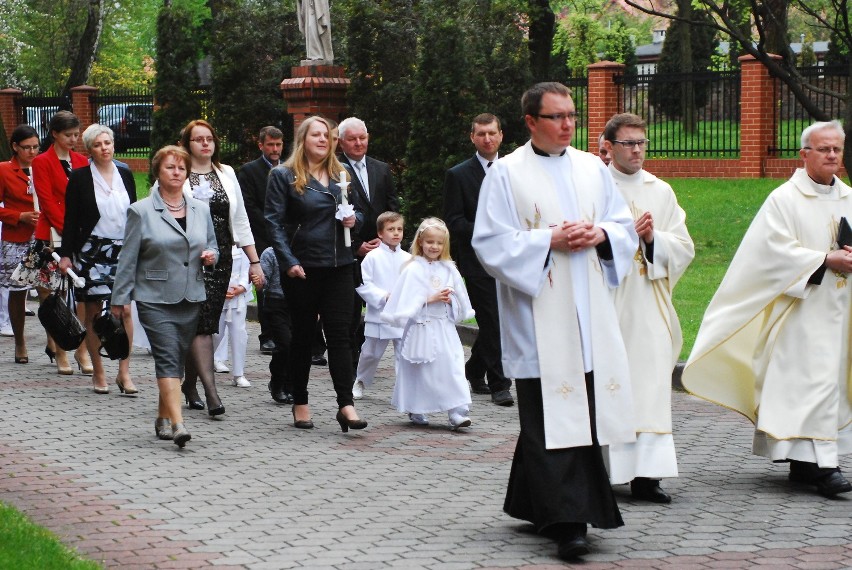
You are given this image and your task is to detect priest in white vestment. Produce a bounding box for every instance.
[472,82,639,561]
[604,113,695,503]
[683,121,852,498]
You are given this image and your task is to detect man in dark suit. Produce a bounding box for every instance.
[237,126,284,355]
[443,113,513,406]
[337,117,400,391]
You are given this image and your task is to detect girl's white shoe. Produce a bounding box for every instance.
[232,376,251,388]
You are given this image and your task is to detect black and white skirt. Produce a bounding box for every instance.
[74,236,123,302]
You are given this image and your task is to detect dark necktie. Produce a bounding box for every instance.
[487,161,493,168]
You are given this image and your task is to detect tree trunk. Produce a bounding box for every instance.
[527,0,554,82]
[843,60,852,179]
[62,0,104,96]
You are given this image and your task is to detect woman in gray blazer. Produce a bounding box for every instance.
[111,146,218,448]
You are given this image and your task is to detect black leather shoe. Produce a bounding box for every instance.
[815,470,852,497]
[468,378,490,395]
[311,355,328,366]
[491,389,514,406]
[260,340,277,354]
[557,536,590,560]
[268,382,293,404]
[631,477,672,503]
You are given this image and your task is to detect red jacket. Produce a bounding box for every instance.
[31,145,87,241]
[0,157,37,243]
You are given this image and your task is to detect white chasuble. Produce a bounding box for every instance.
[490,142,638,449]
[683,169,852,455]
[610,167,695,433]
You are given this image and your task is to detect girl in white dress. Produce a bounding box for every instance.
[381,218,475,429]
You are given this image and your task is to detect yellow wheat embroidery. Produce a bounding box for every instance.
[829,216,848,288]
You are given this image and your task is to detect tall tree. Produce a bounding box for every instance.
[528,0,555,81]
[150,3,204,169]
[61,0,105,97]
[342,0,417,169]
[209,0,300,164]
[649,0,717,132]
[402,2,482,230]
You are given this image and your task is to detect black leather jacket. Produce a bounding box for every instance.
[264,166,363,270]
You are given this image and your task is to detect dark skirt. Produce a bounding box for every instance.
[74,235,122,302]
[504,374,624,531]
[136,300,201,378]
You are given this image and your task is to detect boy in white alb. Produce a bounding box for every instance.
[353,212,411,398]
[213,245,252,387]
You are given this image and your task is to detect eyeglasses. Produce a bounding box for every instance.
[15,145,39,151]
[535,112,579,123]
[803,146,843,155]
[190,137,215,144]
[612,139,650,149]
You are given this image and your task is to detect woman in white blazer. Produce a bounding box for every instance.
[111,145,218,447]
[177,120,264,417]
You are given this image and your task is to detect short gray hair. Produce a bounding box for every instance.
[801,120,845,149]
[82,123,114,150]
[338,117,367,139]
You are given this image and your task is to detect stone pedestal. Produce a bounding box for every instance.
[280,65,350,136]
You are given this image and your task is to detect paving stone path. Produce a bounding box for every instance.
[0,317,849,568]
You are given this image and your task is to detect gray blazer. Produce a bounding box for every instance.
[112,189,218,306]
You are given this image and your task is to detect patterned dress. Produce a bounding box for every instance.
[189,170,233,335]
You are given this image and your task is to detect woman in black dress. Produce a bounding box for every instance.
[178,120,263,416]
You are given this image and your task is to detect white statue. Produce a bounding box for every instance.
[297,0,334,64]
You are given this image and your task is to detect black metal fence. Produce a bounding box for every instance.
[615,70,741,158]
[565,76,589,151]
[19,90,70,147]
[773,65,849,157]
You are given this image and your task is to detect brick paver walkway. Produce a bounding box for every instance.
[0,316,849,568]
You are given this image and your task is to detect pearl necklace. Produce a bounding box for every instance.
[163,197,186,212]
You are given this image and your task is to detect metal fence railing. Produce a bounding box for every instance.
[616,70,741,158]
[19,91,71,147]
[773,65,849,157]
[565,76,589,151]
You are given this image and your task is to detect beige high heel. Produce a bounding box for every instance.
[54,348,73,375]
[75,347,94,375]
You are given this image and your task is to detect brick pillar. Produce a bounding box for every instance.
[586,61,625,150]
[738,54,780,178]
[70,85,98,153]
[0,89,23,138]
[280,65,350,138]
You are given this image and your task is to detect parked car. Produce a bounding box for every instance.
[97,103,153,151]
[24,106,60,149]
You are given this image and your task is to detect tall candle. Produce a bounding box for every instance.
[338,170,352,247]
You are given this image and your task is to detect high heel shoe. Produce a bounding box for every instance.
[75,351,94,375]
[154,418,172,440]
[208,404,225,417]
[54,349,73,375]
[181,381,205,410]
[172,423,191,448]
[15,350,29,364]
[335,410,367,433]
[292,405,314,429]
[116,377,139,396]
[93,384,110,394]
[44,347,55,363]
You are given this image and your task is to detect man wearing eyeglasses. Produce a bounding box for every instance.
[684,120,852,498]
[472,82,639,561]
[602,113,695,505]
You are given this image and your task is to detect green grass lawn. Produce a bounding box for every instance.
[132,172,150,199]
[0,502,102,569]
[672,177,780,359]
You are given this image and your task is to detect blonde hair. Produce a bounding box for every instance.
[410,217,452,262]
[284,116,345,194]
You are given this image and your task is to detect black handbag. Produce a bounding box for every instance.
[93,308,130,360]
[38,278,87,351]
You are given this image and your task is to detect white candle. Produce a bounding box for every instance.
[338,170,352,247]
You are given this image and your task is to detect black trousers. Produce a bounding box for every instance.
[464,274,510,393]
[282,265,355,408]
[504,374,623,531]
[350,258,366,370]
[264,296,293,394]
